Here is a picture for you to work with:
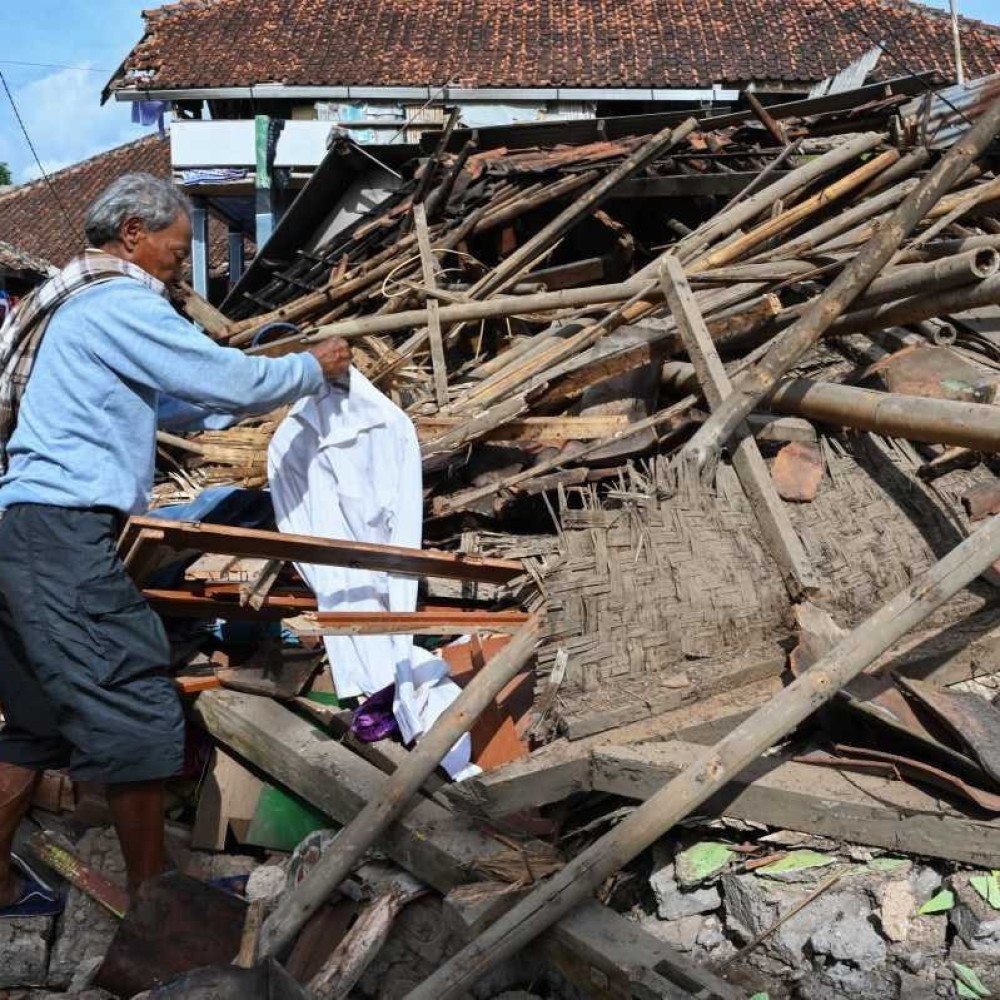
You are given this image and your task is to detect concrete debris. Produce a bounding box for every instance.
[46,827,123,990]
[951,873,1000,953]
[649,859,722,919]
[878,879,916,943]
[0,917,52,989]
[246,863,289,904]
[809,903,887,970]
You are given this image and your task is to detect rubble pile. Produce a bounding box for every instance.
[11,73,1000,999]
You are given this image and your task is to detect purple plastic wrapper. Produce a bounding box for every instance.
[351,684,400,743]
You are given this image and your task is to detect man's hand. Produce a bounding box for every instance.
[308,337,352,381]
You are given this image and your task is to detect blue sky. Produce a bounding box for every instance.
[0,0,997,184]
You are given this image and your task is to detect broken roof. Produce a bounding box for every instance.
[0,240,56,280]
[107,0,1000,95]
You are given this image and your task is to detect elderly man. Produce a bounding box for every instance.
[0,173,350,914]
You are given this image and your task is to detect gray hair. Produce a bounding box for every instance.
[84,173,191,246]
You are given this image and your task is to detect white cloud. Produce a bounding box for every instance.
[0,64,152,184]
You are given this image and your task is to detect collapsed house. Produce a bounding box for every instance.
[7,6,1000,1000]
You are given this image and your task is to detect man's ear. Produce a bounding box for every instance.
[119,216,145,253]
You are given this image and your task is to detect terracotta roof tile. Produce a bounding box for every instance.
[0,135,229,272]
[0,135,170,269]
[109,0,1000,93]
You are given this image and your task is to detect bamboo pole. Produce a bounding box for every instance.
[663,363,1000,452]
[464,118,698,300]
[766,378,1000,450]
[831,270,1000,336]
[690,148,901,272]
[413,203,449,409]
[260,280,652,347]
[405,513,1000,1000]
[675,94,1000,477]
[473,171,598,233]
[897,234,1000,263]
[258,619,541,958]
[673,132,885,261]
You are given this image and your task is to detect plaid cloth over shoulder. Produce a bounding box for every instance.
[0,251,165,475]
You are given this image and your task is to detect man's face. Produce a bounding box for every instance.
[124,211,192,286]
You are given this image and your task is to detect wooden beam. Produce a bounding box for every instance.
[190,690,733,999]
[285,610,531,637]
[416,414,631,443]
[121,517,523,587]
[449,673,785,819]
[592,739,1000,867]
[414,203,449,409]
[445,743,593,819]
[562,650,786,741]
[660,257,820,597]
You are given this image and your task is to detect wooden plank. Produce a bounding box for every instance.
[414,203,449,409]
[191,690,726,998]
[450,673,784,818]
[415,414,631,443]
[121,517,523,587]
[660,257,820,597]
[144,588,316,620]
[564,650,785,741]
[191,748,264,850]
[593,740,1000,867]
[285,609,531,636]
[446,743,593,818]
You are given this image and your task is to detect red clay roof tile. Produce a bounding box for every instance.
[0,135,229,272]
[108,0,1000,93]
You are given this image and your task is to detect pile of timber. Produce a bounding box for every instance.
[116,74,1000,997]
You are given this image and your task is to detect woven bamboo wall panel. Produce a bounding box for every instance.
[539,441,987,692]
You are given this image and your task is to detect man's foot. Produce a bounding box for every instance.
[0,855,63,918]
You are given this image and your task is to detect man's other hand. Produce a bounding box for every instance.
[308,338,352,381]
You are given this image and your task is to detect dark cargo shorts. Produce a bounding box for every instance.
[0,503,184,783]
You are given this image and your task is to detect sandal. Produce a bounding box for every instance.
[0,853,64,918]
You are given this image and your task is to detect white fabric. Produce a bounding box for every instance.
[267,368,475,778]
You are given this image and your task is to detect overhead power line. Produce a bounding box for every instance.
[0,60,111,74]
[819,0,972,129]
[0,66,82,244]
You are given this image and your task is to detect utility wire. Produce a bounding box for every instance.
[0,60,111,74]
[819,0,973,129]
[0,66,82,244]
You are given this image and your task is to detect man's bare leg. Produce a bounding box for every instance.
[0,763,41,906]
[106,779,166,899]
